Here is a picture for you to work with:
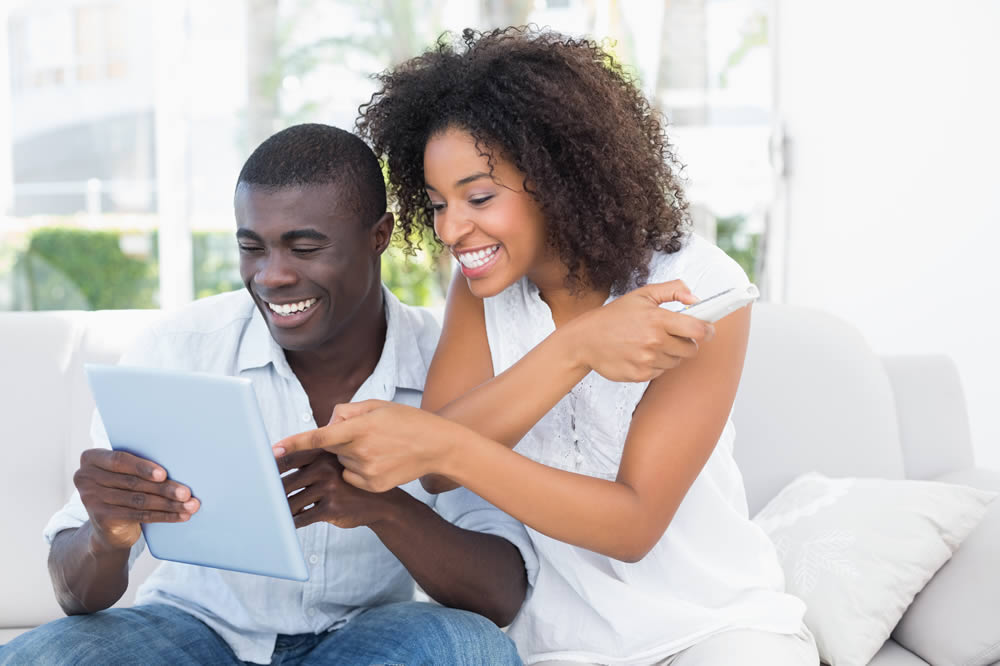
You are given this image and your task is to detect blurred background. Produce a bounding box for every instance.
[0,0,997,468]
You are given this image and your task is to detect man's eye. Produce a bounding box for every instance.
[292,247,321,255]
[238,245,262,253]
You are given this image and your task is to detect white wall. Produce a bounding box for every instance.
[773,0,1000,469]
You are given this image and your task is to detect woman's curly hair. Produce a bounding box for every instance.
[357,26,689,294]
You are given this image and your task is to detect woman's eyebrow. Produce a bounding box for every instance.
[425,172,492,192]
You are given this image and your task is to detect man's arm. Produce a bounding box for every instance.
[48,449,198,615]
[48,524,132,615]
[280,450,528,625]
[371,493,527,626]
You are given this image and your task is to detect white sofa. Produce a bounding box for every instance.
[1,303,997,664]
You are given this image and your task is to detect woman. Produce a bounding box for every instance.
[276,27,816,665]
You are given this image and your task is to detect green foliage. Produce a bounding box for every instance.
[10,226,445,310]
[715,214,760,284]
[381,243,446,307]
[192,232,243,299]
[14,228,158,310]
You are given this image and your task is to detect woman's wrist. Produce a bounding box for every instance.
[433,418,468,480]
[550,317,593,375]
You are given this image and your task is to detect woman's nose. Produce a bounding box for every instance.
[433,211,475,248]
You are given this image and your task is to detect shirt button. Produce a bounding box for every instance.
[309,554,319,565]
[301,413,311,422]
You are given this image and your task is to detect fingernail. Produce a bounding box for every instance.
[175,488,189,500]
[151,469,166,482]
[183,500,198,511]
[273,446,286,457]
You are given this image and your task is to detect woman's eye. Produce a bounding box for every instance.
[470,195,493,206]
[429,202,446,212]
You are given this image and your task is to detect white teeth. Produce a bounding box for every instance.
[458,245,500,269]
[267,298,317,316]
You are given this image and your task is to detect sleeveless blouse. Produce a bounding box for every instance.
[484,234,806,664]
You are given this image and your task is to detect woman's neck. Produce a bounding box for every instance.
[530,262,609,328]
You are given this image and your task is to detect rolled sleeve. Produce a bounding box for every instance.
[433,487,539,590]
[43,364,152,569]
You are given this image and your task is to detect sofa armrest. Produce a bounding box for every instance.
[881,355,975,480]
[891,467,1000,666]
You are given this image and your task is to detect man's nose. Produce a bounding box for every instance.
[434,211,475,248]
[255,251,297,289]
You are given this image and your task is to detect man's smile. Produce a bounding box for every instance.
[266,297,318,316]
[262,297,321,328]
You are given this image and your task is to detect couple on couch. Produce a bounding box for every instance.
[1,29,817,666]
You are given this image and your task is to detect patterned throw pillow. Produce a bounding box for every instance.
[753,473,996,666]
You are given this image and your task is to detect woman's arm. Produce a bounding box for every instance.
[418,272,712,492]
[418,272,585,492]
[440,306,751,560]
[278,307,750,561]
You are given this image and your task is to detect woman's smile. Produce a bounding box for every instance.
[455,244,503,277]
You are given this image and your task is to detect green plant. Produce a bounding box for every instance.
[14,228,158,310]
[714,214,760,284]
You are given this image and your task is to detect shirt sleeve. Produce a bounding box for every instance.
[688,241,752,299]
[432,488,539,590]
[41,326,168,568]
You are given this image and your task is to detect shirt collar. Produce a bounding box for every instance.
[237,301,295,380]
[379,286,428,393]
[236,286,428,395]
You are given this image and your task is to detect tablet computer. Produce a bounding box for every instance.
[84,364,309,581]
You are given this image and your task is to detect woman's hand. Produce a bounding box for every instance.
[273,401,464,493]
[566,280,715,383]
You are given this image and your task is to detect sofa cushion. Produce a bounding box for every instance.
[754,473,995,666]
[0,313,82,628]
[733,304,906,515]
[892,467,1000,666]
[866,639,930,666]
[880,355,975,481]
[0,310,161,630]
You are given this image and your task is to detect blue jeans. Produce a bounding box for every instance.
[0,602,521,665]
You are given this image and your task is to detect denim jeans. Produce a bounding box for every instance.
[0,601,522,665]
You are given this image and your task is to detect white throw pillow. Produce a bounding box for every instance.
[753,473,996,666]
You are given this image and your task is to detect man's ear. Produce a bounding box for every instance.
[371,212,394,255]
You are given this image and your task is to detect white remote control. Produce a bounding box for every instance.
[677,284,760,323]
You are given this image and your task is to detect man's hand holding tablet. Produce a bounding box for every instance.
[74,449,200,552]
[85,364,309,581]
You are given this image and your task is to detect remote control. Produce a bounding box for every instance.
[677,284,760,323]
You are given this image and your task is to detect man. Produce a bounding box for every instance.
[1,124,534,665]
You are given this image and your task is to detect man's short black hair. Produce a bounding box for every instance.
[237,123,386,226]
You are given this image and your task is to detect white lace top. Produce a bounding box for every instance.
[485,234,806,665]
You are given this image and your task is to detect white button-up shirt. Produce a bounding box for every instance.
[44,287,537,664]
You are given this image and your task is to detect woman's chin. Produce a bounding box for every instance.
[464,272,515,300]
